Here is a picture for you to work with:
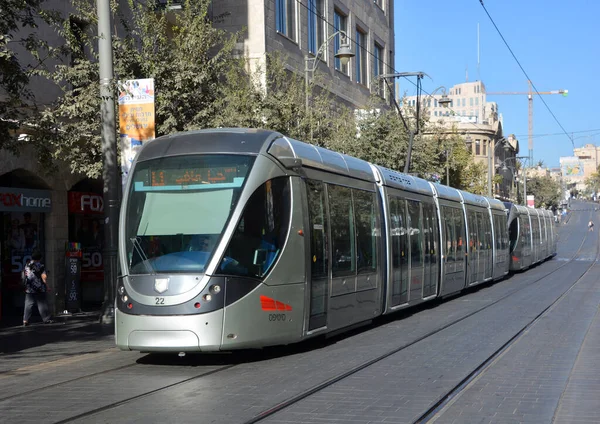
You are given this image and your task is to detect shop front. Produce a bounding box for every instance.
[0,187,52,321]
[68,191,104,310]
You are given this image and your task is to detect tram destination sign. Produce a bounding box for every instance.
[149,166,239,187]
[0,187,52,212]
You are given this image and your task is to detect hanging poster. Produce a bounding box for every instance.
[118,78,155,186]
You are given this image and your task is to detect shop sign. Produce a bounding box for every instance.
[0,187,52,212]
[68,192,104,214]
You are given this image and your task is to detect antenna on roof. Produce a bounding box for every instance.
[477,23,480,81]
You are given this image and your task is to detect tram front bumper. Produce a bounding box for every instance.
[115,308,224,352]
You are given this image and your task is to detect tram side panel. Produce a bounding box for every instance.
[381,187,441,313]
[220,175,306,349]
[299,169,383,333]
[491,211,510,280]
[438,201,467,297]
[465,205,494,286]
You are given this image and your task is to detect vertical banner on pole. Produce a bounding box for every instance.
[118,79,155,187]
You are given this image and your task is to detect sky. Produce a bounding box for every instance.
[394,0,600,168]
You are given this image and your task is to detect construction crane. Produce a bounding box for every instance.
[487,80,568,165]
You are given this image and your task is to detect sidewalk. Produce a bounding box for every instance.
[0,309,101,329]
[0,311,113,371]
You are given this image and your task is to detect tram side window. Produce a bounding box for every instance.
[353,189,378,273]
[407,200,423,270]
[494,216,501,251]
[218,178,291,279]
[442,206,455,271]
[455,208,465,270]
[390,196,408,280]
[468,211,477,252]
[306,180,327,279]
[329,185,356,276]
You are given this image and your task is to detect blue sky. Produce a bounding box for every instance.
[394,0,600,168]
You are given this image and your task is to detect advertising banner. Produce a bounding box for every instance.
[527,195,535,208]
[560,156,584,177]
[65,242,82,312]
[0,187,52,212]
[118,78,155,186]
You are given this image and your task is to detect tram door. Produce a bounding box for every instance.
[389,197,408,306]
[306,180,329,331]
[483,214,493,280]
[422,203,438,298]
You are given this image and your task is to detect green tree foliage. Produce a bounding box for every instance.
[32,0,238,177]
[0,0,58,144]
[526,174,561,209]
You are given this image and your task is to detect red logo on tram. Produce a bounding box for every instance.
[260,295,292,311]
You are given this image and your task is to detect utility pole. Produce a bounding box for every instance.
[98,0,119,325]
[487,140,492,197]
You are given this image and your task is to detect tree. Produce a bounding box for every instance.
[0,0,57,145]
[526,174,561,209]
[29,0,239,177]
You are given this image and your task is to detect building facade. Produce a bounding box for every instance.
[404,81,519,200]
[211,0,396,109]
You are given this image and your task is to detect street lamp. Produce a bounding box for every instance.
[305,30,354,140]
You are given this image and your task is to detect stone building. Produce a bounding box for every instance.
[211,0,396,108]
[404,81,519,199]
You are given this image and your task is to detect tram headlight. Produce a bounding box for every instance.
[122,295,128,302]
[203,294,212,302]
[209,284,221,294]
[118,286,125,296]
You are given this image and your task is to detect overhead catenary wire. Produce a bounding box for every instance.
[478,0,574,147]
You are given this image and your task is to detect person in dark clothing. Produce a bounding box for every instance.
[23,250,53,326]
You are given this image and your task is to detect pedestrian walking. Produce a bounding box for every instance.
[22,250,53,326]
[588,220,595,232]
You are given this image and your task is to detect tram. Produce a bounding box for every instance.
[115,128,557,352]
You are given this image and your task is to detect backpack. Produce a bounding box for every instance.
[21,261,31,286]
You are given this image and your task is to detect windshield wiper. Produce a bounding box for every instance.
[130,237,156,274]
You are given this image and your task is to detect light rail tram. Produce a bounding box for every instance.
[115,128,557,352]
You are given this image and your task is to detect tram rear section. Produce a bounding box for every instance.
[116,128,557,352]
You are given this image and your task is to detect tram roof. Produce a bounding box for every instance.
[370,166,435,196]
[268,137,375,182]
[460,191,490,208]
[431,184,462,202]
[135,128,280,162]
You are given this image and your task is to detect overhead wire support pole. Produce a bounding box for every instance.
[98,0,119,325]
[378,72,428,174]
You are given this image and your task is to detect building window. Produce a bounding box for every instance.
[434,111,438,117]
[355,27,367,85]
[475,97,479,106]
[475,139,481,155]
[462,98,466,107]
[276,0,296,40]
[470,98,473,106]
[308,0,324,55]
[373,42,384,95]
[334,10,348,74]
[483,140,487,156]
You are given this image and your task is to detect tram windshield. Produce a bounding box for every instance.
[124,154,254,274]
